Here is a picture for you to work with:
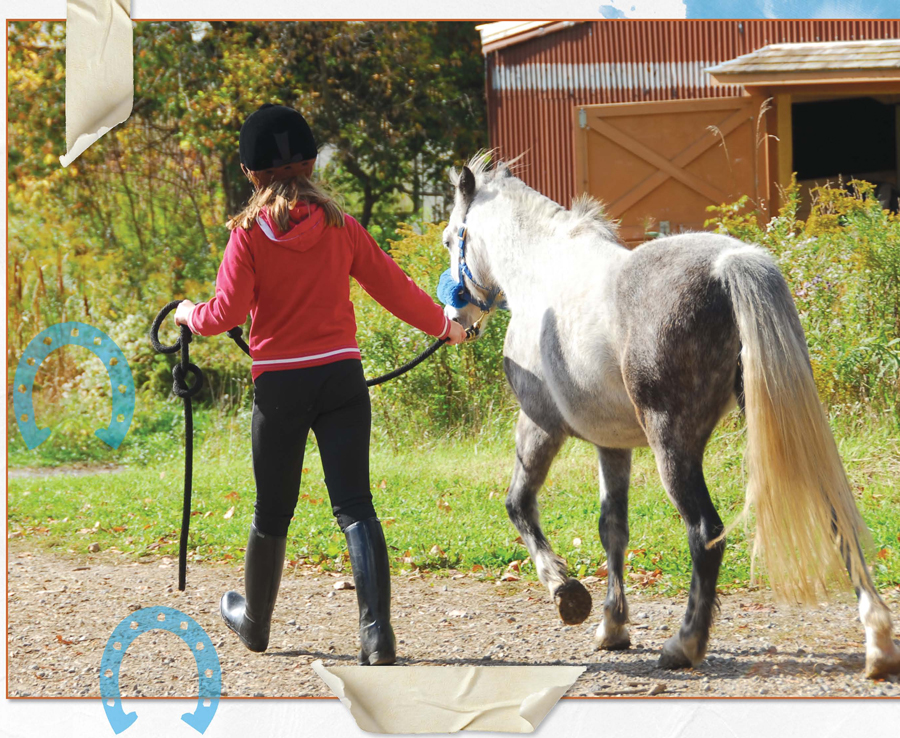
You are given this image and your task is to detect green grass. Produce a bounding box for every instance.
[8,408,900,596]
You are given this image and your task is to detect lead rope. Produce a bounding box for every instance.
[149,301,213,591]
[149,299,459,590]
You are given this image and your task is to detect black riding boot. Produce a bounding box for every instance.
[220,524,286,653]
[344,518,397,665]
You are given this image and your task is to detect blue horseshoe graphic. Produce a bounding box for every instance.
[100,606,221,734]
[13,322,135,449]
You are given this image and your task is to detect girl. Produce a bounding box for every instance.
[174,103,466,665]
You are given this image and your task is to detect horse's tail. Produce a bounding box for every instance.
[715,244,870,603]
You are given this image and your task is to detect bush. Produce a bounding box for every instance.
[705,179,900,414]
[355,222,516,447]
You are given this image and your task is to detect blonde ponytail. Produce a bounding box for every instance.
[227,176,345,232]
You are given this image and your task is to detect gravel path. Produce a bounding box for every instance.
[8,544,900,699]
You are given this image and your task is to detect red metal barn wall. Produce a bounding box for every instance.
[486,19,900,207]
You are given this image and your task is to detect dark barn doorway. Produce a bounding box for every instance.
[792,96,900,212]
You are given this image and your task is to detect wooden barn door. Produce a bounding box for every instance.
[574,97,768,245]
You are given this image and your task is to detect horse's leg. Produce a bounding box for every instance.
[505,410,592,625]
[833,512,900,678]
[594,447,633,650]
[858,583,900,678]
[645,424,725,669]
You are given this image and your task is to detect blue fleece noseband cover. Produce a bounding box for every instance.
[437,269,470,308]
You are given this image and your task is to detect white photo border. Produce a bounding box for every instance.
[3,2,898,736]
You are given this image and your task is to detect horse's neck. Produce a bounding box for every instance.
[487,225,627,312]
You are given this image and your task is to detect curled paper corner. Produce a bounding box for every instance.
[311,660,586,734]
[311,660,356,714]
[59,104,132,168]
[60,0,133,167]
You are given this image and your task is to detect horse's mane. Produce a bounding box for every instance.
[449,150,495,185]
[568,194,621,242]
[451,151,621,245]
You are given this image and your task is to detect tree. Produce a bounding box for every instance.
[263,21,487,228]
[7,21,488,378]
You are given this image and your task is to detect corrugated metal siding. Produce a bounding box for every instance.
[487,19,900,206]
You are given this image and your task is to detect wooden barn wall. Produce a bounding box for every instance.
[486,19,900,206]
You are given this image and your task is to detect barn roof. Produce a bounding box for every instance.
[707,39,900,85]
[477,21,581,54]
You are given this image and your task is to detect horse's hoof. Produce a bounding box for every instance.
[657,636,697,670]
[865,640,900,679]
[554,579,592,625]
[594,620,631,651]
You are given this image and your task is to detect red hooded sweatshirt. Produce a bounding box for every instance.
[187,203,451,380]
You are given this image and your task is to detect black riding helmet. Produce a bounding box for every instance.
[239,104,318,171]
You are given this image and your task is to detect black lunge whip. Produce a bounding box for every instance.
[149,300,454,590]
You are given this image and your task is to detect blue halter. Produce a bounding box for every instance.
[436,224,506,312]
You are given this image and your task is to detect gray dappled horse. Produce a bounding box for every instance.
[440,155,900,679]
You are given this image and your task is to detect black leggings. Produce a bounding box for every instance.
[250,359,377,537]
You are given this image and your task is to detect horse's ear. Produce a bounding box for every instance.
[459,166,476,206]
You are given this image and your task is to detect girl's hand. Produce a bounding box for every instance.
[174,300,196,328]
[444,320,468,346]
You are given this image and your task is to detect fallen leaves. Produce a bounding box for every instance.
[223,506,235,520]
[436,498,451,514]
[224,491,240,502]
[88,543,100,553]
[876,548,890,560]
[740,603,774,613]
[501,560,522,581]
[333,580,355,591]
[55,634,74,646]
[627,568,663,587]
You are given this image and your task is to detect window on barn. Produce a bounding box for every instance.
[792,96,900,212]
